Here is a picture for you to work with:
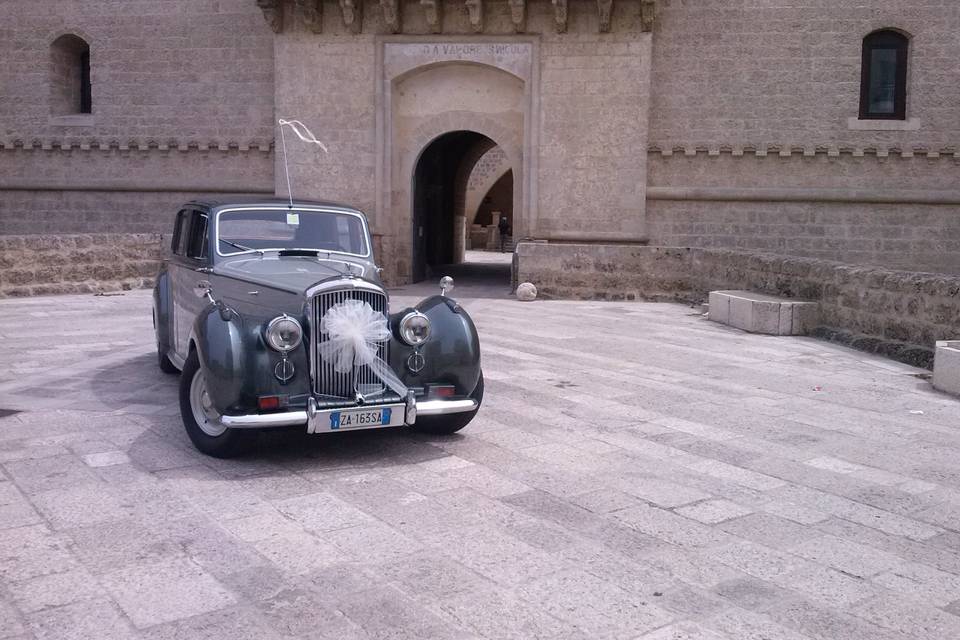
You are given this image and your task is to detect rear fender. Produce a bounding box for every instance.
[152,267,172,353]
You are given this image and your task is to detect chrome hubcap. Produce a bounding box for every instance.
[190,369,226,437]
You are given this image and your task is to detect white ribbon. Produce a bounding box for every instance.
[317,300,408,398]
[278,119,329,153]
[277,118,328,208]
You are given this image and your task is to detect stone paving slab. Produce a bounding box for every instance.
[1,285,959,639]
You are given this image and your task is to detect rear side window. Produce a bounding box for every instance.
[185,210,209,259]
[171,210,189,255]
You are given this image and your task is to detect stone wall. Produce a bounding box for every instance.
[0,234,166,297]
[515,242,960,357]
[274,1,652,283]
[0,0,276,235]
[650,0,960,146]
[646,1,960,275]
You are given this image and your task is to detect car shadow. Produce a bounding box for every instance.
[90,353,463,473]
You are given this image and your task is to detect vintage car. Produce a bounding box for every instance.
[153,197,483,457]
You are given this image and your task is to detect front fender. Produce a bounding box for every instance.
[192,302,313,415]
[390,295,481,396]
[192,305,246,413]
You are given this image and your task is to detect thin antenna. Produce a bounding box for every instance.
[277,119,329,208]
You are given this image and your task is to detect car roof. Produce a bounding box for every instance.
[187,195,364,213]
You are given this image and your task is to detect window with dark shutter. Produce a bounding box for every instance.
[859,30,909,120]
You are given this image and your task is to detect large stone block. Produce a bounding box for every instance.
[933,341,960,397]
[708,290,818,336]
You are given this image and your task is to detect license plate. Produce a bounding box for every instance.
[306,402,406,434]
[328,407,393,431]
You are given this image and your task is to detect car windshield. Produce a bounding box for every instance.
[216,208,369,257]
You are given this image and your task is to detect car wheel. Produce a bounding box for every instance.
[412,371,484,435]
[179,350,253,458]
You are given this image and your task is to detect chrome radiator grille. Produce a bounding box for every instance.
[311,288,390,402]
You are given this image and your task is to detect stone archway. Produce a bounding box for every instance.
[377,40,537,283]
[411,130,500,281]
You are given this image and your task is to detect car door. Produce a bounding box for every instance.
[171,208,211,358]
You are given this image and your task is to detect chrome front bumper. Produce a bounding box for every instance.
[218,395,478,431]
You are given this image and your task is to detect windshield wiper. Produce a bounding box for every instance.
[219,238,263,255]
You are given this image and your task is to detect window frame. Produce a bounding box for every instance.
[859,29,909,121]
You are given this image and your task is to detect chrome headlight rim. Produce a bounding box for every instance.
[399,311,431,346]
[265,314,303,353]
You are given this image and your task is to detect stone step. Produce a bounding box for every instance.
[933,341,960,397]
[708,290,819,336]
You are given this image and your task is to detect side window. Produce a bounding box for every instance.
[171,210,188,255]
[186,211,209,260]
[859,29,909,120]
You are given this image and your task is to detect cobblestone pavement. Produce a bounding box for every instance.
[1,284,960,640]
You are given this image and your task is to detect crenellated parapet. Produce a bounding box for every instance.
[257,0,656,34]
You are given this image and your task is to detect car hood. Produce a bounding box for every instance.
[215,255,380,295]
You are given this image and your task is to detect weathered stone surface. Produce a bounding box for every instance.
[0,281,958,639]
[709,290,818,336]
[0,233,165,298]
[516,242,960,353]
[516,281,537,301]
[933,341,960,397]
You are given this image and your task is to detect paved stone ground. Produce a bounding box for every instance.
[1,279,960,640]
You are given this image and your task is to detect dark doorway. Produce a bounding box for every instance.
[412,130,502,283]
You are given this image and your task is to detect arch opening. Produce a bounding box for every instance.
[411,130,513,285]
[50,34,91,115]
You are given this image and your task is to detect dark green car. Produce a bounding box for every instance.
[153,197,483,458]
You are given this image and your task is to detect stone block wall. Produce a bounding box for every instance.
[515,242,960,356]
[650,0,960,147]
[646,1,960,275]
[0,234,166,297]
[0,0,276,236]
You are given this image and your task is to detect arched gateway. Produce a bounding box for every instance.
[266,1,654,284]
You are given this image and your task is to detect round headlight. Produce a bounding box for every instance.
[265,315,303,352]
[399,311,431,346]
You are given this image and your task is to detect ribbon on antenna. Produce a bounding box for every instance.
[277,118,329,206]
[278,119,329,152]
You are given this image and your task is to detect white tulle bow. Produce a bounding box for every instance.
[317,299,408,397]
